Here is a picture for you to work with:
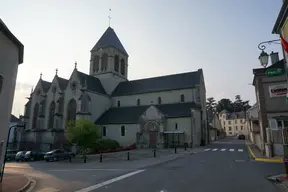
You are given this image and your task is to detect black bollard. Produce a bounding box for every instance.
[100,154,103,162]
[84,155,87,163]
[175,147,177,154]
[127,152,130,160]
[154,149,156,158]
[185,146,187,151]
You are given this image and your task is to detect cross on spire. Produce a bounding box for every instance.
[108,9,111,27]
[40,72,42,79]
[74,61,77,70]
[55,68,58,76]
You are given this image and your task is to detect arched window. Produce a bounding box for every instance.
[117,100,120,107]
[48,101,56,129]
[137,99,140,106]
[180,94,185,102]
[39,100,46,116]
[32,103,39,129]
[93,55,100,72]
[120,59,125,75]
[102,126,106,136]
[121,126,125,136]
[80,93,91,112]
[175,123,178,130]
[66,99,77,124]
[57,96,64,114]
[158,97,162,105]
[114,55,119,72]
[101,53,108,71]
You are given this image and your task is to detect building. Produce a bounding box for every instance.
[218,110,248,137]
[21,26,208,151]
[209,113,222,141]
[7,115,22,150]
[0,19,24,181]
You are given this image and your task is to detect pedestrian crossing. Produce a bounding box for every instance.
[204,148,244,152]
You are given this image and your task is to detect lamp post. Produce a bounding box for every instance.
[257,39,280,67]
[0,123,25,183]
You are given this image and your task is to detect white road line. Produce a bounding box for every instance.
[229,149,235,152]
[49,168,131,172]
[238,149,243,152]
[212,148,218,151]
[74,169,145,192]
[220,148,226,151]
[204,148,211,151]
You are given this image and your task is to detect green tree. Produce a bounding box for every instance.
[206,97,217,122]
[233,95,251,112]
[66,120,100,155]
[216,98,233,113]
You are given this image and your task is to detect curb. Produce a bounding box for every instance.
[17,175,36,192]
[245,141,283,163]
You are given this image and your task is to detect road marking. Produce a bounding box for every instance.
[74,169,145,192]
[229,149,235,152]
[204,148,211,151]
[212,148,218,151]
[238,149,243,152]
[220,148,226,151]
[49,168,131,172]
[37,188,59,192]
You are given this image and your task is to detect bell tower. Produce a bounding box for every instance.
[90,27,129,95]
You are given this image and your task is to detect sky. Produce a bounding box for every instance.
[0,0,284,116]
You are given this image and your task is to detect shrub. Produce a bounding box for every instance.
[93,139,120,151]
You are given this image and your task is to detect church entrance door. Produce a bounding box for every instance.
[149,131,157,148]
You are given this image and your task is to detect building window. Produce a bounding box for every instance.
[180,94,185,102]
[57,96,64,114]
[241,126,243,130]
[228,121,231,125]
[223,127,225,131]
[66,99,77,123]
[121,126,125,136]
[101,53,108,71]
[175,123,178,130]
[235,126,238,131]
[93,55,100,72]
[0,74,3,95]
[137,99,140,106]
[117,100,120,107]
[32,103,39,129]
[103,126,106,136]
[48,101,56,129]
[224,121,225,125]
[80,93,91,112]
[235,120,237,123]
[240,119,243,123]
[229,127,232,131]
[120,59,125,75]
[114,55,119,72]
[229,132,232,135]
[158,97,162,104]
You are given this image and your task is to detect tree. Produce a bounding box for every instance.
[216,98,233,113]
[232,95,251,112]
[206,97,217,122]
[66,120,100,154]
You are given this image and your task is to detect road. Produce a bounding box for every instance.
[5,137,285,192]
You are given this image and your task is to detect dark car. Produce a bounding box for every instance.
[15,151,27,162]
[238,134,245,140]
[24,151,45,161]
[44,149,71,162]
[5,150,17,161]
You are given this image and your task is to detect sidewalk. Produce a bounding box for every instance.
[0,173,31,192]
[246,140,283,163]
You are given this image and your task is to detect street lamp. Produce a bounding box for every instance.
[0,122,25,183]
[257,39,281,67]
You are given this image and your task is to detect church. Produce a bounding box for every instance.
[21,26,208,151]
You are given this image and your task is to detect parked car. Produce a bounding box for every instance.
[5,150,17,161]
[44,149,71,162]
[24,151,45,161]
[15,151,27,162]
[238,134,245,140]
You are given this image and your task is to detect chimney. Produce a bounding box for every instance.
[270,52,279,65]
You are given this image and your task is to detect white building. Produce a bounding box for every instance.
[0,19,24,179]
[21,26,208,151]
[219,110,248,136]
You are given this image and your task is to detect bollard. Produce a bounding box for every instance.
[185,146,187,151]
[174,147,177,154]
[127,152,130,160]
[154,149,156,158]
[100,154,103,162]
[84,155,87,163]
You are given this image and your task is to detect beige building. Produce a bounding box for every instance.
[218,110,248,137]
[21,26,208,151]
[0,19,24,180]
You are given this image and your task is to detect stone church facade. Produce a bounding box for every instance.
[21,27,208,151]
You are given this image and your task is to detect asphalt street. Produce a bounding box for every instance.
[4,137,285,192]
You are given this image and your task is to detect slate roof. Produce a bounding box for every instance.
[77,71,107,95]
[112,69,202,96]
[10,114,20,122]
[91,27,128,56]
[57,76,69,91]
[41,80,51,93]
[95,102,201,125]
[0,19,24,64]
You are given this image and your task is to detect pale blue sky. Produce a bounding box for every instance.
[0,0,283,115]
